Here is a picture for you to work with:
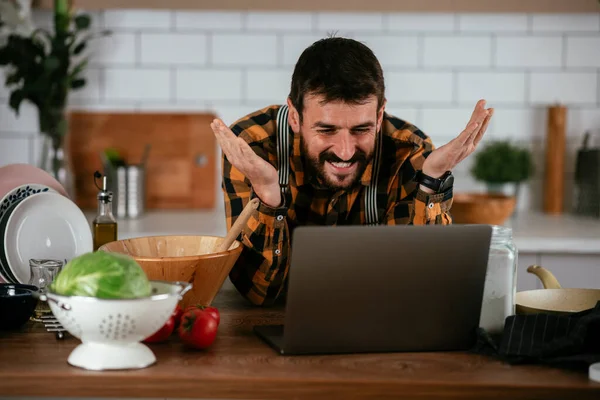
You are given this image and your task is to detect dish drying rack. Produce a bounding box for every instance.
[39,314,67,339]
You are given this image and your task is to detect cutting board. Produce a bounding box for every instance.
[67,112,217,210]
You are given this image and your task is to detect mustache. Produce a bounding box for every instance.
[319,149,368,164]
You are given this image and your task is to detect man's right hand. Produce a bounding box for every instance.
[211,118,282,208]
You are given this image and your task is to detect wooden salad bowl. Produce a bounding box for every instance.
[450,192,516,225]
[99,235,243,308]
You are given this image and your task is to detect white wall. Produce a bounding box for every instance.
[1,10,600,211]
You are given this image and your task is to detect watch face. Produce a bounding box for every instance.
[440,174,454,191]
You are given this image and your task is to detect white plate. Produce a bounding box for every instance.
[4,192,93,283]
[0,184,55,283]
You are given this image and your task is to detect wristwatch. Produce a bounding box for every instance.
[415,170,454,193]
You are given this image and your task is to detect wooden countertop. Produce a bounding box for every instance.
[1,283,599,400]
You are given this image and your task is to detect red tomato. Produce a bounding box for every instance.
[184,304,220,326]
[143,315,175,343]
[172,304,184,328]
[178,309,218,350]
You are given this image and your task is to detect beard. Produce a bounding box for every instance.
[301,137,373,191]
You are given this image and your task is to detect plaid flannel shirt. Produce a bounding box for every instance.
[223,105,453,306]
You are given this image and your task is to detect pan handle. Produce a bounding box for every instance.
[526,265,562,289]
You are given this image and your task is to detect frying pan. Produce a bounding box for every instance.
[515,265,600,315]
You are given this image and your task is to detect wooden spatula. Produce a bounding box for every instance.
[216,198,260,252]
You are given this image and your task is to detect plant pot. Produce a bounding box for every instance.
[450,193,517,225]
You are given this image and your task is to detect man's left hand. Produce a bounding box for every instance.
[422,99,493,180]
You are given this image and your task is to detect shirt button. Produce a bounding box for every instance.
[428,203,434,209]
[274,249,281,255]
[276,215,284,221]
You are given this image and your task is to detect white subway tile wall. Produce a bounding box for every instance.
[212,34,278,66]
[355,35,419,68]
[140,33,208,66]
[1,10,600,213]
[246,12,314,31]
[495,36,563,68]
[385,72,454,104]
[176,69,243,102]
[531,14,600,32]
[457,13,528,32]
[103,68,171,101]
[456,72,526,104]
[90,33,137,66]
[174,11,243,31]
[315,12,384,32]
[423,36,493,67]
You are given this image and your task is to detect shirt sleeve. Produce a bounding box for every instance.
[384,136,453,225]
[222,152,291,306]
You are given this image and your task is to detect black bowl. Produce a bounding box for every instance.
[0,284,39,330]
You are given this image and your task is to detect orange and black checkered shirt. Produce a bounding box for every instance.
[223,105,453,306]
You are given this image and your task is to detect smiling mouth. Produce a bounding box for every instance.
[326,161,357,174]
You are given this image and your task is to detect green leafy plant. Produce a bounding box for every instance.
[0,0,108,147]
[471,140,534,184]
[50,251,152,299]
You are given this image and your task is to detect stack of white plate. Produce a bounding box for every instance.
[0,164,93,284]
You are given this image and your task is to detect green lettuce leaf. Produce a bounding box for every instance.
[50,251,151,299]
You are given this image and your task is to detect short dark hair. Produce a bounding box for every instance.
[289,37,385,122]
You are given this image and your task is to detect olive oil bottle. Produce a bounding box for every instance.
[92,171,118,251]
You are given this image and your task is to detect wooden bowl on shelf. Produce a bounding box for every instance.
[99,235,243,308]
[450,192,516,225]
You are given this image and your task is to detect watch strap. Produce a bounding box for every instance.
[416,170,451,193]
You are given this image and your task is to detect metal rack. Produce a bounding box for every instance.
[39,315,67,339]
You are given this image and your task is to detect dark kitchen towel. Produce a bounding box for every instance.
[471,301,600,371]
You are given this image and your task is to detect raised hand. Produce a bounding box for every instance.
[422,99,494,179]
[210,118,282,207]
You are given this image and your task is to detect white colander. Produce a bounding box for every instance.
[39,280,191,371]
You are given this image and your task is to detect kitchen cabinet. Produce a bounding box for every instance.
[0,281,598,400]
[31,0,600,12]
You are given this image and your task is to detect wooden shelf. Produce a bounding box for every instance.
[32,0,600,13]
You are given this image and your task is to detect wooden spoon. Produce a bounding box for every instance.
[216,198,260,252]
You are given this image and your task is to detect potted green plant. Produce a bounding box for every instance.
[470,139,534,200]
[0,0,108,199]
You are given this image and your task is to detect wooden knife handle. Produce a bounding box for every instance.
[216,198,260,252]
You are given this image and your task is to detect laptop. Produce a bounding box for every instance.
[253,224,493,355]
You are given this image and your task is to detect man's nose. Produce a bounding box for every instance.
[332,132,355,161]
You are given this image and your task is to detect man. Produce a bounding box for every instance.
[211,37,493,306]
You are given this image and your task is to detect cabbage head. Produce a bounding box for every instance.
[50,251,152,299]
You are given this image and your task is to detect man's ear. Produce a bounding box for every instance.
[287,98,300,134]
[377,98,387,132]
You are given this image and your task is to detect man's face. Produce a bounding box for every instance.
[291,95,383,191]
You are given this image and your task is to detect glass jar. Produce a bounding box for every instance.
[28,259,64,321]
[479,226,517,335]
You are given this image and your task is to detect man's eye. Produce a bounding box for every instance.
[353,128,370,134]
[317,129,335,134]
